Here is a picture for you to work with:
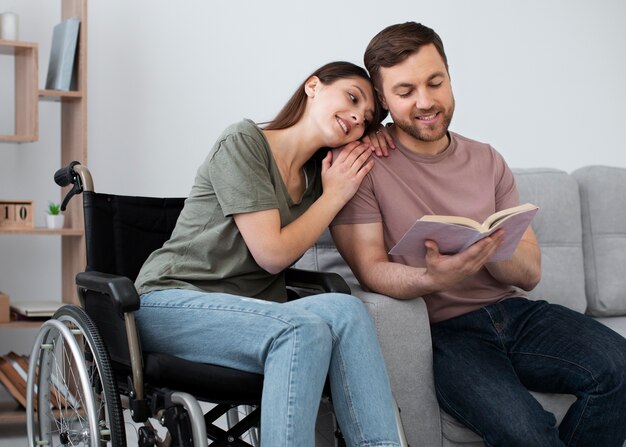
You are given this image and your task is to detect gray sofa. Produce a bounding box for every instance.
[297,165,626,447]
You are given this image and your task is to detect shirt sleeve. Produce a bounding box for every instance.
[492,147,520,211]
[208,132,279,217]
[331,172,383,226]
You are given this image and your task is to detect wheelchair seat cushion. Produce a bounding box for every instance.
[143,352,263,404]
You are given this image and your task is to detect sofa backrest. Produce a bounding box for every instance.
[513,168,587,312]
[572,166,626,317]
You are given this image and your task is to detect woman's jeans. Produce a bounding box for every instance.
[431,297,626,447]
[136,289,400,447]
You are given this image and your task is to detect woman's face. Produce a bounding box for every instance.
[306,76,376,147]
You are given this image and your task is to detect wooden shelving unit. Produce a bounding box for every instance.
[0,0,88,424]
[0,0,87,301]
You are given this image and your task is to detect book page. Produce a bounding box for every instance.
[484,203,537,229]
[419,214,483,230]
[389,206,538,266]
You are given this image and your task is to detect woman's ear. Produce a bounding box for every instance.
[304,76,320,98]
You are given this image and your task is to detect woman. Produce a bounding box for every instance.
[134,61,400,447]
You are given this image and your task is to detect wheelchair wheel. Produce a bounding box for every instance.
[26,304,126,446]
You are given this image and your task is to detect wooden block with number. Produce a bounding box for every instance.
[0,200,34,229]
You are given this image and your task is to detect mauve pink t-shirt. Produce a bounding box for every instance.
[332,131,523,323]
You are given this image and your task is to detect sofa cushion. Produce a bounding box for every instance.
[295,228,355,282]
[440,392,576,446]
[573,165,626,317]
[593,316,626,339]
[513,168,586,313]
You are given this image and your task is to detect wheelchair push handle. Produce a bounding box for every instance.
[54,161,93,211]
[54,161,81,187]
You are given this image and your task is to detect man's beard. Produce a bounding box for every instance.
[393,106,454,143]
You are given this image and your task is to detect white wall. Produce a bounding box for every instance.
[1,0,625,341]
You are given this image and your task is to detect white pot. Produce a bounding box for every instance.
[46,214,65,230]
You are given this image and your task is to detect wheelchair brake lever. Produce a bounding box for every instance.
[60,183,81,211]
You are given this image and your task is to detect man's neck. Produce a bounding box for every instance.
[391,124,450,156]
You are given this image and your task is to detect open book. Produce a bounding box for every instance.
[389,203,539,265]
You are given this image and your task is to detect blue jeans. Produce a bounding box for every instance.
[136,289,400,447]
[431,297,626,447]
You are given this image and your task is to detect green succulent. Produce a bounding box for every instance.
[48,202,62,215]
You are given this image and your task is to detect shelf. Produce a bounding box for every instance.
[0,134,38,142]
[0,400,63,424]
[39,89,82,101]
[0,40,37,54]
[0,40,38,142]
[0,320,44,329]
[0,401,26,424]
[0,227,83,236]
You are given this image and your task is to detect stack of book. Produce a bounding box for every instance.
[0,352,29,408]
[0,352,77,410]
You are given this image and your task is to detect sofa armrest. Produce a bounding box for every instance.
[350,282,442,447]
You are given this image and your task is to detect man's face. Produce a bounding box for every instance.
[379,44,455,151]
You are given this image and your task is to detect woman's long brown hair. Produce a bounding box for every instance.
[264,61,385,135]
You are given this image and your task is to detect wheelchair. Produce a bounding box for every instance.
[25,162,408,447]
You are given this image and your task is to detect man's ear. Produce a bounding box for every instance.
[376,88,388,110]
[304,76,320,98]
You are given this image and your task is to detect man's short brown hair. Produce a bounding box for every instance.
[364,22,449,92]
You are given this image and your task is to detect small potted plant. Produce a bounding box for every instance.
[46,202,65,229]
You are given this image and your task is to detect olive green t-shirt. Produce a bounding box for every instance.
[135,119,322,301]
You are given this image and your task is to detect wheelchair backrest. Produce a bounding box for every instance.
[80,191,185,366]
[83,191,186,279]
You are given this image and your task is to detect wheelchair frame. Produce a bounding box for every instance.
[25,162,408,447]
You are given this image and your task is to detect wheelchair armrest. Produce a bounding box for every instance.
[285,268,351,294]
[76,271,141,313]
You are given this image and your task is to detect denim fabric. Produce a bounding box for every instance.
[136,289,400,447]
[431,297,626,447]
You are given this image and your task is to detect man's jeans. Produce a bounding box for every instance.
[136,289,400,447]
[431,297,626,447]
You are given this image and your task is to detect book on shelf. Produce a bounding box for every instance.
[0,352,76,411]
[0,352,28,408]
[389,203,539,266]
[45,18,80,91]
[4,352,44,410]
[10,300,62,319]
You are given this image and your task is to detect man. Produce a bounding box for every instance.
[331,22,626,446]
